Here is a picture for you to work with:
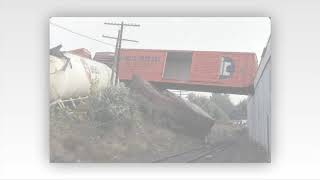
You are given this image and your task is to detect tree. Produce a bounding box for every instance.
[187,93,230,122]
[187,93,248,122]
[230,99,247,120]
[210,93,235,116]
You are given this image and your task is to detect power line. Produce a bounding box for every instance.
[50,22,115,47]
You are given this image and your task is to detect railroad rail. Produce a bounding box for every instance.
[152,140,235,163]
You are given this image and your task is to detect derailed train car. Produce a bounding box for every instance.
[116,49,257,95]
[50,46,113,103]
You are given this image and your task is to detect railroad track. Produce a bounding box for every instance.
[152,140,235,163]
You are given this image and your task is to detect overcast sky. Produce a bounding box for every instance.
[50,17,271,104]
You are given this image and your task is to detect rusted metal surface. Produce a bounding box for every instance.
[68,48,92,59]
[93,51,114,67]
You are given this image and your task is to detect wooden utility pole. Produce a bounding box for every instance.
[108,31,119,85]
[115,23,124,86]
[103,21,139,86]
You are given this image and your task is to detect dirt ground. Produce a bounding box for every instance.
[50,108,204,163]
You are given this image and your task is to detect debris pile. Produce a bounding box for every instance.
[129,75,215,139]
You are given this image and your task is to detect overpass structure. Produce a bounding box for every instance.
[94,49,258,95]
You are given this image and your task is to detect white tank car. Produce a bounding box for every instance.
[50,52,113,102]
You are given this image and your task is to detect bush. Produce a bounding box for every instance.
[88,83,139,127]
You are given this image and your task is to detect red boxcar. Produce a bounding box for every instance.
[116,49,257,95]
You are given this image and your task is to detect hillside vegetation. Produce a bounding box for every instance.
[50,84,202,162]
